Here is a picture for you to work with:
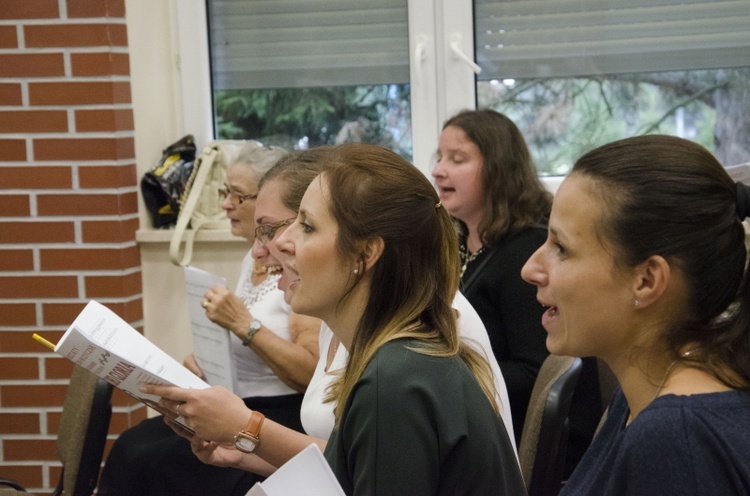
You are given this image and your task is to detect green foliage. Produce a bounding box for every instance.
[479,70,729,175]
[214,84,412,159]
[215,69,747,171]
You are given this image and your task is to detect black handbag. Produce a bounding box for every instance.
[140,135,197,228]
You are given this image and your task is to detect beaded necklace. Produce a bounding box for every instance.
[459,243,485,278]
[238,264,281,309]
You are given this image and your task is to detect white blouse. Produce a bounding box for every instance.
[230,251,297,399]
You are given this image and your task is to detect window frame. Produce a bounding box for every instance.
[173,0,213,147]
[171,0,570,194]
[173,0,482,176]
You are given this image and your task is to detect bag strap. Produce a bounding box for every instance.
[460,246,498,294]
[459,222,548,294]
[169,145,219,266]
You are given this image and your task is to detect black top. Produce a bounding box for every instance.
[325,339,526,496]
[460,227,602,478]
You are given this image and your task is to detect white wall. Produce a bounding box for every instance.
[126,0,245,364]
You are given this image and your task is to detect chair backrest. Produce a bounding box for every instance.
[53,365,114,496]
[0,483,32,495]
[596,358,618,411]
[593,358,619,438]
[519,355,583,496]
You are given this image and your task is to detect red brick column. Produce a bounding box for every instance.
[0,1,146,492]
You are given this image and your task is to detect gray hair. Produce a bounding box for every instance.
[234,142,288,177]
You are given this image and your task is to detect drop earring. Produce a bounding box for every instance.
[634,299,640,308]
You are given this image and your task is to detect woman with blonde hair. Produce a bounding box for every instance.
[277,143,524,494]
[145,144,524,495]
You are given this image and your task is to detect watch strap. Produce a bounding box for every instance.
[233,410,265,454]
[243,410,265,439]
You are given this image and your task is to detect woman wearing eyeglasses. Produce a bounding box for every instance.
[99,144,321,496]
[201,146,321,398]
[143,144,525,495]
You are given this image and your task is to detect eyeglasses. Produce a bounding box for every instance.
[218,187,258,205]
[255,217,296,244]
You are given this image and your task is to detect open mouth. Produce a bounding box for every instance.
[538,299,559,329]
[266,264,283,275]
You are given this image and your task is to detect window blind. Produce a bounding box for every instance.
[475,0,750,79]
[208,0,409,90]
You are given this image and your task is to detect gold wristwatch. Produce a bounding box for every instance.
[233,410,265,453]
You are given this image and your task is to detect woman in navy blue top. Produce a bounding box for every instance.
[522,135,750,495]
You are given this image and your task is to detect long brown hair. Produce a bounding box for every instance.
[443,109,552,245]
[318,143,500,419]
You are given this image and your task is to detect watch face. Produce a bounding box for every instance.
[234,432,258,453]
[250,319,262,332]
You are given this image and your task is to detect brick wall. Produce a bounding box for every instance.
[0,0,147,492]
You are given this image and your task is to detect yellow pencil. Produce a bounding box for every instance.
[32,333,56,352]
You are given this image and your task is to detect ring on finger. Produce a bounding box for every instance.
[176,403,182,416]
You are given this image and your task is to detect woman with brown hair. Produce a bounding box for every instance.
[277,143,523,494]
[433,109,552,441]
[523,135,750,495]
[99,145,320,496]
[145,143,525,495]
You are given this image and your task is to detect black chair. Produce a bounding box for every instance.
[518,355,583,496]
[0,365,114,496]
[592,358,619,438]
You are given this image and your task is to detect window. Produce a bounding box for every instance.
[207,0,414,160]
[178,0,476,174]
[473,0,750,174]
[175,0,750,179]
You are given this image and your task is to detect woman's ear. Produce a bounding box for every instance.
[361,236,385,271]
[632,255,671,308]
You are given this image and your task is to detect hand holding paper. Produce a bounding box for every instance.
[184,265,238,392]
[139,382,250,444]
[36,300,210,433]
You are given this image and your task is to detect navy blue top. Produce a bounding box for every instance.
[561,387,750,496]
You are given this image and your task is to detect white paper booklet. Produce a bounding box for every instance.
[54,300,209,432]
[246,443,345,496]
[184,265,237,392]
